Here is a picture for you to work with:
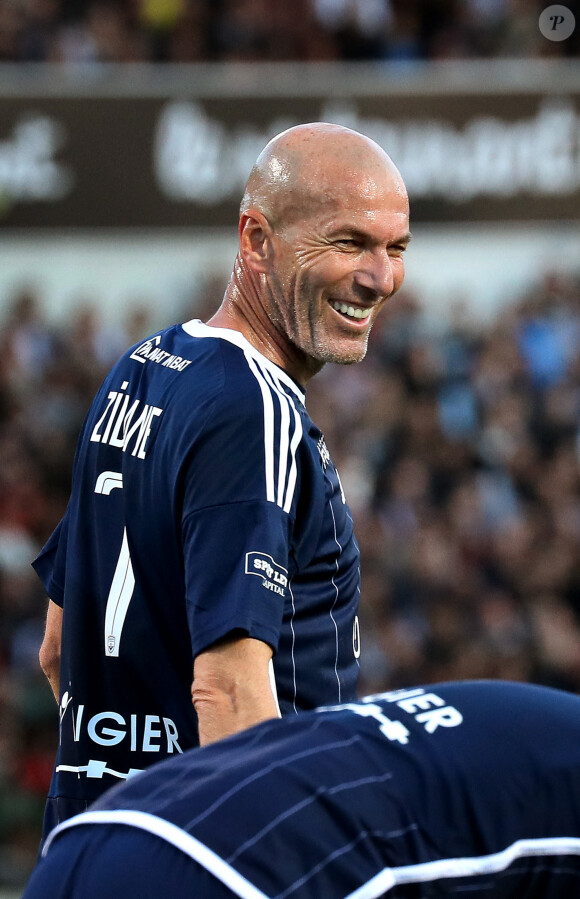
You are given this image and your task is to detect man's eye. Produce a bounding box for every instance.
[336,239,359,248]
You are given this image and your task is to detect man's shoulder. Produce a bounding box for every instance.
[105,321,309,440]
[177,321,306,415]
[119,323,223,380]
[100,323,227,410]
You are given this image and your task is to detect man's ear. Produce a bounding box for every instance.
[239,210,273,273]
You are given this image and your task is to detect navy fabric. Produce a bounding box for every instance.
[33,321,360,828]
[26,825,237,898]
[27,681,580,899]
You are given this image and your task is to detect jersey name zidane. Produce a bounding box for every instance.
[33,320,360,803]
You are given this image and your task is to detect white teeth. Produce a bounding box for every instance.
[330,301,368,320]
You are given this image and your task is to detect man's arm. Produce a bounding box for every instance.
[39,599,63,703]
[192,635,281,746]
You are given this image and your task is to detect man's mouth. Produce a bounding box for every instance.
[329,300,371,321]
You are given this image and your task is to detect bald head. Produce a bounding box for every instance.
[217,122,410,382]
[240,122,407,229]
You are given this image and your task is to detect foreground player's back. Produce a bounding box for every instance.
[27,680,580,898]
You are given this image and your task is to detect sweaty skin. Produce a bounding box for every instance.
[209,122,411,386]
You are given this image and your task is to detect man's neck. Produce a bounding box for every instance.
[206,261,321,386]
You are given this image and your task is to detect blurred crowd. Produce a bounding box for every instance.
[0,0,578,64]
[310,272,580,697]
[1,266,580,885]
[2,3,579,890]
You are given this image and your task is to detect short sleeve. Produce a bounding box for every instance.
[179,351,303,657]
[183,500,293,657]
[32,514,69,607]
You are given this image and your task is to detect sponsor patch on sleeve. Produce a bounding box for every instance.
[245,552,288,597]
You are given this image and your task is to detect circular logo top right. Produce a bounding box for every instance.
[539,5,576,40]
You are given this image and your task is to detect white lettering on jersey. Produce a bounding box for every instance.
[68,702,182,753]
[319,701,410,745]
[245,551,288,596]
[318,688,463,743]
[94,471,123,495]
[317,435,330,470]
[90,381,163,459]
[130,335,192,372]
[352,615,361,659]
[362,687,464,735]
[130,335,161,363]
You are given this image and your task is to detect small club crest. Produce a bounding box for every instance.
[317,435,330,469]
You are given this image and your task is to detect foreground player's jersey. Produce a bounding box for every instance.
[33,320,360,803]
[46,681,580,898]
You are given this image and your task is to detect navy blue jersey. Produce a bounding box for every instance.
[29,681,580,899]
[33,320,360,809]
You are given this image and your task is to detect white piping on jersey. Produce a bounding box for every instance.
[246,353,276,505]
[260,363,291,509]
[42,810,270,899]
[43,810,580,899]
[282,390,302,514]
[288,581,298,714]
[343,837,580,898]
[328,499,342,703]
[181,319,306,404]
[244,353,303,513]
[255,359,303,514]
[183,735,360,830]
[181,319,304,513]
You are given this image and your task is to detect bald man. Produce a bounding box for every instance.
[34,123,411,844]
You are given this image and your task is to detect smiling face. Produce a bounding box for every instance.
[246,127,410,378]
[265,166,410,370]
[229,124,411,383]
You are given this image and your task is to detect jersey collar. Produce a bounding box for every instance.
[182,320,306,405]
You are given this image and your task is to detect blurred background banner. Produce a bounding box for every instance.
[1,62,580,228]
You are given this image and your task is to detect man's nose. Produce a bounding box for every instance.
[354,249,394,298]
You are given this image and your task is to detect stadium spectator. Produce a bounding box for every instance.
[2,0,579,63]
